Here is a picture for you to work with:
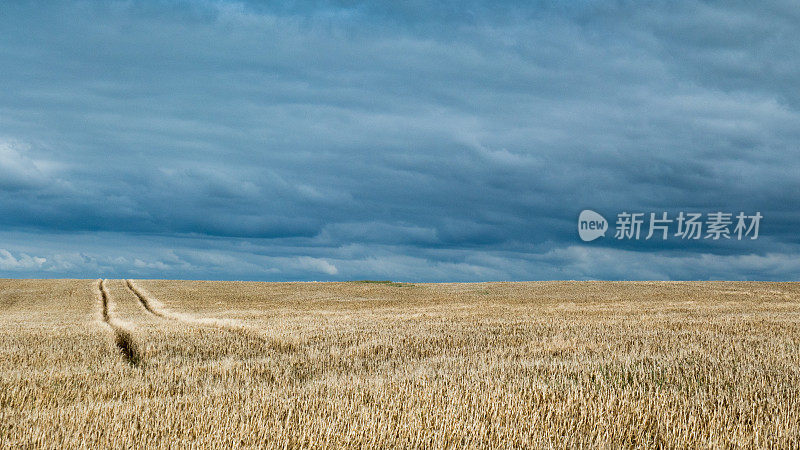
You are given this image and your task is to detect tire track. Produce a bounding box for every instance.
[98,279,141,366]
[125,279,167,319]
[126,279,237,329]
[125,279,297,352]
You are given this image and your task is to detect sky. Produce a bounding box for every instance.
[1,0,799,281]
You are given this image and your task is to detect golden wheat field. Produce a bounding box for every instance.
[1,279,799,448]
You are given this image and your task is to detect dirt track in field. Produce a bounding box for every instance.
[98,279,140,366]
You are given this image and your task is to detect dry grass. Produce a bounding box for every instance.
[1,280,800,448]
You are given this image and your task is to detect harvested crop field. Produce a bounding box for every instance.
[1,280,800,448]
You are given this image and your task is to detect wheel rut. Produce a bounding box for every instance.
[125,279,167,319]
[98,279,141,366]
[124,279,287,352]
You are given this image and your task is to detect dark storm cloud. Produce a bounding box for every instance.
[0,0,798,280]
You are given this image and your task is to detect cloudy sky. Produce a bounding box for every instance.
[1,1,798,281]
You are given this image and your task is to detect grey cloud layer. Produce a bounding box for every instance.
[0,0,798,280]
